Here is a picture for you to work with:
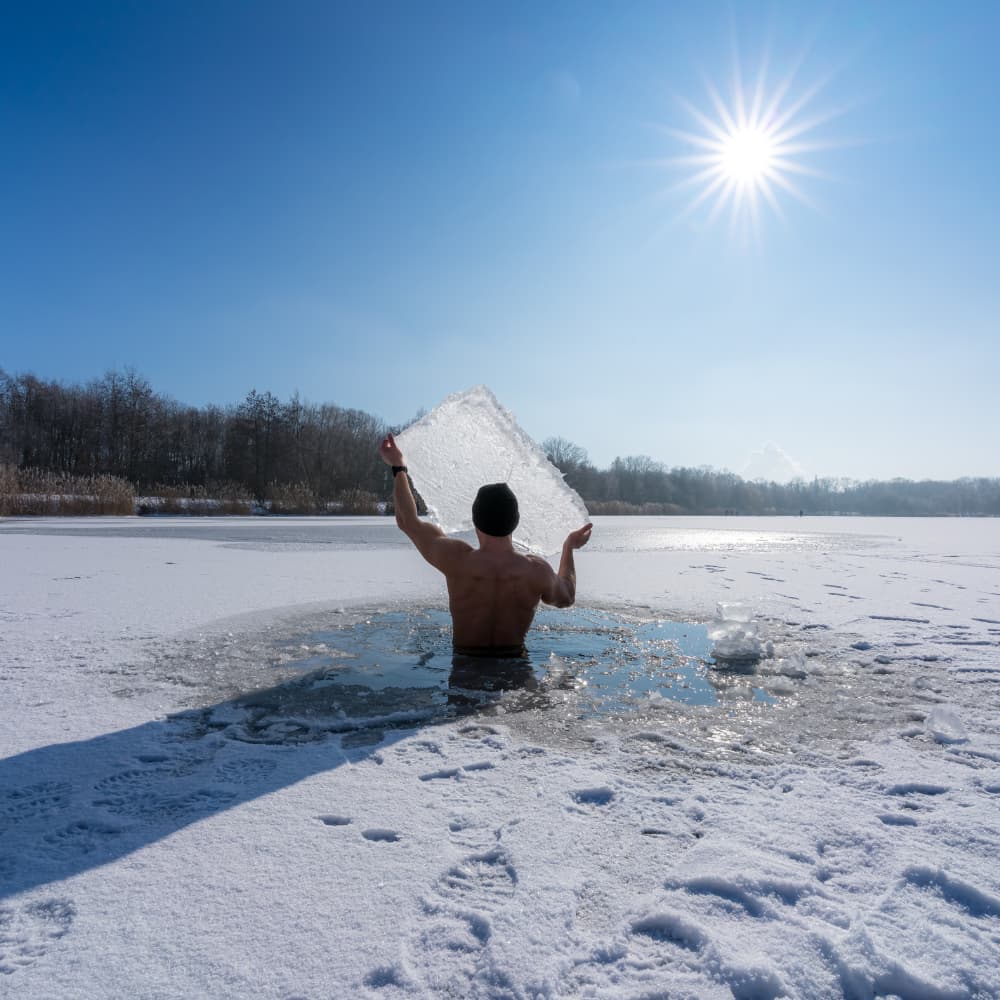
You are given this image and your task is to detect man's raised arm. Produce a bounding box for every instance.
[377,432,469,569]
[539,523,593,608]
[378,432,422,534]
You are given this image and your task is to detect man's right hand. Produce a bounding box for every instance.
[379,432,405,467]
[564,523,593,550]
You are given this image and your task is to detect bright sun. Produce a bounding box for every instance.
[720,126,775,183]
[664,44,847,240]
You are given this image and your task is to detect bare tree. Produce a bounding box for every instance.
[542,437,589,470]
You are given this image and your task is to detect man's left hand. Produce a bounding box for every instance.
[379,432,405,467]
[564,523,593,550]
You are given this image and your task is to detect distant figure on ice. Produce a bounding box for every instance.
[379,432,592,657]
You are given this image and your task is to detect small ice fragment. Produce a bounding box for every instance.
[776,651,808,678]
[710,605,762,662]
[711,631,762,661]
[708,619,758,642]
[395,386,589,555]
[925,706,968,744]
[716,602,754,623]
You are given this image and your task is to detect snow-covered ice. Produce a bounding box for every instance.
[2,514,1000,998]
[396,386,589,554]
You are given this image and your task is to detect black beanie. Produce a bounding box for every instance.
[472,483,519,537]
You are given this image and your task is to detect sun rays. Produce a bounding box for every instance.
[662,38,850,243]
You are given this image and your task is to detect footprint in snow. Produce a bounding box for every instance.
[214,757,277,785]
[886,782,949,797]
[361,965,412,991]
[0,897,75,976]
[457,723,501,739]
[443,812,505,854]
[0,782,73,826]
[94,788,235,821]
[898,866,1000,919]
[398,846,519,997]
[569,786,616,809]
[361,828,401,843]
[621,909,785,999]
[164,750,219,777]
[317,815,351,827]
[36,819,123,861]
[878,813,919,827]
[675,871,814,920]
[433,847,517,909]
[419,766,462,782]
[630,911,708,952]
[456,723,507,751]
[419,761,496,781]
[93,768,172,795]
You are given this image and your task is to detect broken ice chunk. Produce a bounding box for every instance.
[775,651,808,678]
[709,603,763,664]
[924,706,968,744]
[716,601,754,623]
[395,385,589,555]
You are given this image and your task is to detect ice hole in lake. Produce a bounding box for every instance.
[249,607,776,731]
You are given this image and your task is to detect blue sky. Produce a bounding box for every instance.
[2,1,997,481]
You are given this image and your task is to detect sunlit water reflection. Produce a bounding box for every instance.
[209,609,776,743]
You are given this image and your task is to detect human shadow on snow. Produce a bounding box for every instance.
[0,658,544,900]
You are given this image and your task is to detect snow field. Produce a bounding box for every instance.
[1,515,999,998]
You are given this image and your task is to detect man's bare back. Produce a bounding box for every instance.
[378,433,592,653]
[443,543,572,651]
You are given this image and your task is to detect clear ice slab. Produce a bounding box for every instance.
[396,385,589,555]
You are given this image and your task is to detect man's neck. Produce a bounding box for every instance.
[475,530,514,553]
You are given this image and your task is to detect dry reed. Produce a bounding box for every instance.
[0,466,135,516]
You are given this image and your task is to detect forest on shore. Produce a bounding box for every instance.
[2,369,999,517]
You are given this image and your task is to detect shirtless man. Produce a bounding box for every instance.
[378,432,592,657]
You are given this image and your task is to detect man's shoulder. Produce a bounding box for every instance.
[439,536,475,556]
[420,533,474,571]
[522,553,554,574]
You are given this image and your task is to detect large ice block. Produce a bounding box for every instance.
[395,386,589,555]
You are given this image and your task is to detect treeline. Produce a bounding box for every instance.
[0,368,387,511]
[541,438,1000,517]
[2,369,997,517]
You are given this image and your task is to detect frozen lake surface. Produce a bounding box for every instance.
[2,515,999,997]
[0,511,909,553]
